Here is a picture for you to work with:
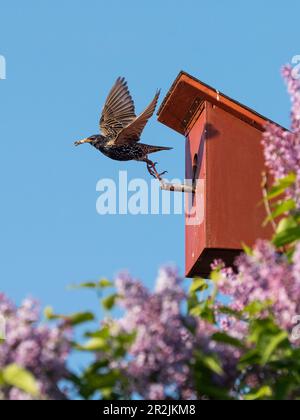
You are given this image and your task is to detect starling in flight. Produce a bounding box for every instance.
[75,77,172,180]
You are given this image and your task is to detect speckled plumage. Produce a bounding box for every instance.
[92,136,171,162]
[75,77,172,179]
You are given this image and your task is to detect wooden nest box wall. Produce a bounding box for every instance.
[157,71,281,278]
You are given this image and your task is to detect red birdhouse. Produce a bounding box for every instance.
[157,72,283,278]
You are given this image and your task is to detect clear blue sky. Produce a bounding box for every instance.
[0,0,299,316]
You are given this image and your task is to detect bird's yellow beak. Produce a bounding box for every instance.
[74,138,91,146]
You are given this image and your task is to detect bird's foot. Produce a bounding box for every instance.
[147,163,156,178]
[158,170,168,178]
[146,161,167,181]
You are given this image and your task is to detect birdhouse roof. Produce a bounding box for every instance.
[157,71,287,135]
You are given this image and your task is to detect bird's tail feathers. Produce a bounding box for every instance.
[147,145,173,154]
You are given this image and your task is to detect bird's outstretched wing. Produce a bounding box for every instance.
[99,77,136,138]
[114,90,160,145]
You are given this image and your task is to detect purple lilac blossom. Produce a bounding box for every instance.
[0,295,71,400]
[262,65,300,207]
[217,240,300,332]
[113,267,241,400]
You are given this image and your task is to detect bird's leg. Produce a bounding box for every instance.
[146,163,156,178]
[144,158,167,181]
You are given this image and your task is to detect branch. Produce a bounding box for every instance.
[160,182,195,194]
[262,171,277,233]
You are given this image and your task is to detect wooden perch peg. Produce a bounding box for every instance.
[160,182,195,194]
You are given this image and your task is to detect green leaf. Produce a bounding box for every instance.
[261,331,288,365]
[101,294,117,311]
[44,307,94,326]
[189,278,208,293]
[189,302,216,323]
[286,247,296,263]
[273,225,300,247]
[75,337,108,352]
[201,355,224,376]
[117,331,137,346]
[244,300,272,316]
[238,349,260,369]
[217,306,243,319]
[273,215,300,247]
[267,173,296,200]
[70,279,113,290]
[246,319,289,366]
[276,216,298,234]
[98,279,113,288]
[242,242,253,256]
[84,371,120,390]
[67,312,95,326]
[2,364,39,397]
[264,199,296,225]
[187,292,199,313]
[212,333,244,349]
[0,371,5,386]
[210,270,222,282]
[244,386,272,401]
[248,318,279,344]
[72,282,98,289]
[85,326,110,339]
[189,305,203,317]
[44,306,55,319]
[45,308,95,325]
